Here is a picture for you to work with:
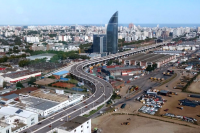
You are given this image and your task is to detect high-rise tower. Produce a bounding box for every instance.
[106,11,118,54]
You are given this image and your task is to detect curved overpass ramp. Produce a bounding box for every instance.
[19,43,165,133]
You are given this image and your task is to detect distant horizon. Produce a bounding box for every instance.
[1,23,200,28]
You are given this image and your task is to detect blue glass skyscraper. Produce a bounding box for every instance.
[93,34,107,53]
[106,11,118,54]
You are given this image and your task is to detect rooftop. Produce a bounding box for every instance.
[58,116,89,131]
[1,93,19,100]
[154,51,183,53]
[26,53,55,59]
[104,66,141,71]
[0,122,10,129]
[21,96,59,111]
[0,106,37,118]
[1,70,40,79]
[1,87,38,96]
[124,53,174,63]
[53,70,69,76]
[29,89,69,102]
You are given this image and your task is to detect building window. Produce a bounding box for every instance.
[87,122,89,124]
[87,126,89,128]
[74,129,76,132]
[6,129,9,133]
[81,125,83,128]
[81,130,83,132]
[31,118,34,121]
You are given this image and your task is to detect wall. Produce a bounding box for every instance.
[0,124,11,133]
[51,119,91,133]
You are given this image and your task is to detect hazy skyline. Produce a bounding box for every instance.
[0,0,199,25]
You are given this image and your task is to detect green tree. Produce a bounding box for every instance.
[50,55,59,62]
[146,65,152,71]
[3,82,7,88]
[16,82,24,88]
[107,60,113,66]
[18,60,30,67]
[28,77,36,85]
[152,64,157,70]
[14,36,22,45]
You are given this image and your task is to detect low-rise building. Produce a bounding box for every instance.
[20,90,84,117]
[52,70,69,79]
[26,53,55,61]
[122,53,176,68]
[0,122,11,133]
[54,116,91,133]
[0,70,41,83]
[102,65,142,76]
[0,106,38,132]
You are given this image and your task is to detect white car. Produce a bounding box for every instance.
[60,119,63,122]
[51,117,54,120]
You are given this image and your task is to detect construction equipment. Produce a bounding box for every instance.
[121,122,130,125]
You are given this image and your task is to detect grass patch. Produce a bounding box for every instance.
[160,73,177,86]
[83,104,104,117]
[67,79,78,84]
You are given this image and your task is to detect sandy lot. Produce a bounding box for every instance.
[187,74,200,93]
[155,70,191,92]
[159,93,200,123]
[92,114,200,133]
[118,85,131,97]
[35,78,56,85]
[114,101,143,113]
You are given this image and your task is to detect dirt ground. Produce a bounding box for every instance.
[159,92,200,123]
[187,74,200,93]
[92,114,200,133]
[52,82,75,88]
[155,70,192,92]
[35,78,56,85]
[118,85,131,97]
[114,101,143,113]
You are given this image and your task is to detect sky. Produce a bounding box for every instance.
[0,0,199,25]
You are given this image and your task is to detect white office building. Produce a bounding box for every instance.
[0,122,11,133]
[25,36,39,43]
[0,106,38,133]
[53,116,91,133]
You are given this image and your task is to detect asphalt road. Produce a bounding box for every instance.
[19,42,167,133]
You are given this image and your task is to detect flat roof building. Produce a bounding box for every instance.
[26,53,55,61]
[154,50,184,56]
[20,90,84,117]
[122,53,175,68]
[55,116,91,133]
[53,70,69,79]
[0,70,41,83]
[0,106,38,132]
